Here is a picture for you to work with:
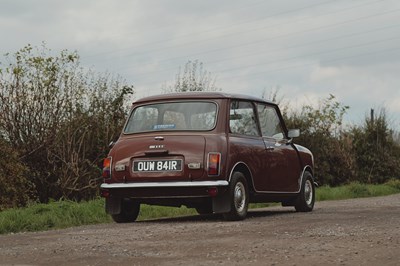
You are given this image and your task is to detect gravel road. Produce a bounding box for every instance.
[0,193,399,266]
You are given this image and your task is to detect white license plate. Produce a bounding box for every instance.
[133,159,183,172]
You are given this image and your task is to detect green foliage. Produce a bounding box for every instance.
[315,182,400,201]
[350,110,400,183]
[0,199,198,234]
[284,93,399,186]
[0,44,133,203]
[0,199,111,234]
[385,179,400,190]
[347,182,371,197]
[299,94,349,136]
[285,94,354,186]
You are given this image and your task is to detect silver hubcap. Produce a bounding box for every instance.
[234,182,246,213]
[304,180,313,206]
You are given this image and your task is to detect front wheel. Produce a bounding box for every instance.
[112,198,140,223]
[295,172,315,212]
[223,172,249,221]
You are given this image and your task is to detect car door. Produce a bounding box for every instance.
[255,103,301,192]
[228,100,267,188]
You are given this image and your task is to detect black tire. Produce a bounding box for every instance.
[223,172,249,221]
[295,171,315,212]
[112,198,140,223]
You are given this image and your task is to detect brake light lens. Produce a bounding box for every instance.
[102,157,112,179]
[207,152,221,176]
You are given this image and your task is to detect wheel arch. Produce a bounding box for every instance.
[301,165,317,187]
[295,166,316,212]
[229,162,255,193]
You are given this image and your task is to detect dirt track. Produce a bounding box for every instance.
[0,194,399,266]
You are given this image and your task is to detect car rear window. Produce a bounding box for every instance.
[124,101,217,133]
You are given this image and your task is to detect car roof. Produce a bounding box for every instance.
[133,92,276,105]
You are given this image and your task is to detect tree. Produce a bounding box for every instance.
[0,44,133,203]
[350,109,400,183]
[162,60,220,92]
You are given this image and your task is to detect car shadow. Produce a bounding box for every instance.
[138,208,296,223]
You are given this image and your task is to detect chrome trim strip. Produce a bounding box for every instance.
[101,180,229,189]
[129,195,209,199]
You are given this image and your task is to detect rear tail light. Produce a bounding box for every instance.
[102,157,112,179]
[207,152,221,176]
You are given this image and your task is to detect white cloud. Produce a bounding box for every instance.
[1,0,400,128]
[309,66,342,83]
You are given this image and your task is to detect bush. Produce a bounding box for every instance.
[350,110,400,184]
[0,139,32,210]
[0,44,133,203]
[283,94,400,186]
[284,95,355,186]
[386,179,400,190]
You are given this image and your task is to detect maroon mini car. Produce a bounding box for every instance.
[101,92,315,222]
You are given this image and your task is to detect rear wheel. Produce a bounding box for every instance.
[295,172,315,212]
[223,172,249,221]
[112,198,140,223]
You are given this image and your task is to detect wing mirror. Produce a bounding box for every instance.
[288,129,300,138]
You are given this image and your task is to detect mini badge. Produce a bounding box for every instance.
[188,162,201,169]
[149,144,165,149]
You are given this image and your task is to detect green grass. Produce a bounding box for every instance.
[1,179,399,235]
[315,180,400,201]
[0,199,112,234]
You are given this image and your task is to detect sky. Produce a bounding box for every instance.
[1,0,400,129]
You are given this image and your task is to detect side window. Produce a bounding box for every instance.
[229,101,259,136]
[256,104,284,140]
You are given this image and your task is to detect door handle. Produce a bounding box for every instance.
[266,146,275,151]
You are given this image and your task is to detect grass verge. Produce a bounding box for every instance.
[315,180,400,201]
[0,198,111,234]
[1,179,399,234]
